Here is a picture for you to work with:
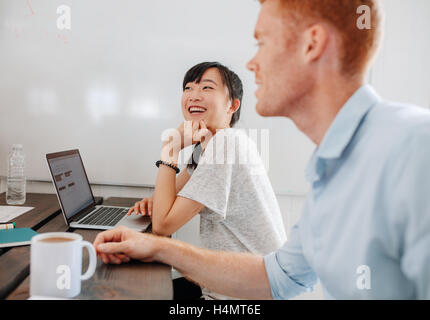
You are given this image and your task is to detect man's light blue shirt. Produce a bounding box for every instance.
[264,85,430,299]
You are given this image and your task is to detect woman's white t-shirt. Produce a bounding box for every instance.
[178,128,287,299]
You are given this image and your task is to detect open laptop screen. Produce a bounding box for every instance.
[47,150,95,220]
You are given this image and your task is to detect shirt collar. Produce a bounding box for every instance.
[306,85,381,182]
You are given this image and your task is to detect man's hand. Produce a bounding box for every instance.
[93,226,161,264]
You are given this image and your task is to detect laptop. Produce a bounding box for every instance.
[46,149,150,231]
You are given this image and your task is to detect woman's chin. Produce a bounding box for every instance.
[186,114,207,122]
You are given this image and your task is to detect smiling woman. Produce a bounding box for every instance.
[181,62,243,170]
[182,62,243,130]
[128,62,287,300]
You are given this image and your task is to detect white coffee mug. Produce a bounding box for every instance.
[30,232,97,298]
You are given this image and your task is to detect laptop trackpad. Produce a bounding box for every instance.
[117,214,151,231]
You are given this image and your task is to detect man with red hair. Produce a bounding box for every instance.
[94,0,430,299]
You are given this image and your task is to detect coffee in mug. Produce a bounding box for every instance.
[30,232,97,298]
[39,237,75,243]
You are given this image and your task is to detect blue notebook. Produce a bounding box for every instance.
[0,228,38,248]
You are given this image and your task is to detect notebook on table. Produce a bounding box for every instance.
[0,228,38,248]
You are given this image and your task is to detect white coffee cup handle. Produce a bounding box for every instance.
[81,241,97,281]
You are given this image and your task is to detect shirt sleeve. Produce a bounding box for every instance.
[264,223,318,299]
[393,125,430,299]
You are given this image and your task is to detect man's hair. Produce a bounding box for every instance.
[260,0,383,76]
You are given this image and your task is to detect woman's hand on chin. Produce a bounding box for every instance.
[161,120,212,163]
[192,120,212,149]
[178,120,212,149]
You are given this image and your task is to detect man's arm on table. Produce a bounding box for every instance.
[93,226,273,300]
[94,222,318,300]
[158,236,273,299]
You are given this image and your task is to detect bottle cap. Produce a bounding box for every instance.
[12,144,23,149]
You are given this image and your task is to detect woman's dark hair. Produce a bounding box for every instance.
[183,61,243,127]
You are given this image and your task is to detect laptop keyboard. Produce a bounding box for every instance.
[79,207,128,226]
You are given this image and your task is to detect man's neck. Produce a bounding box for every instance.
[290,78,364,146]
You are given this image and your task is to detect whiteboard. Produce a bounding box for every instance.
[0,0,429,195]
[0,0,314,195]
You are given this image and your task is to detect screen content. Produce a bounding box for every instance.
[48,153,94,219]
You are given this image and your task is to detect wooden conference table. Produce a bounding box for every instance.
[0,193,173,300]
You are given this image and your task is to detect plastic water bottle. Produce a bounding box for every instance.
[6,144,26,205]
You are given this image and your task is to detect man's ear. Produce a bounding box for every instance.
[229,98,241,114]
[303,24,329,64]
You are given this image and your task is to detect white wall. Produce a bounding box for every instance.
[371,0,430,109]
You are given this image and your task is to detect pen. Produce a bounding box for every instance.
[0,222,15,230]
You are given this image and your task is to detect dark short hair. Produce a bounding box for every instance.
[183,62,243,127]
